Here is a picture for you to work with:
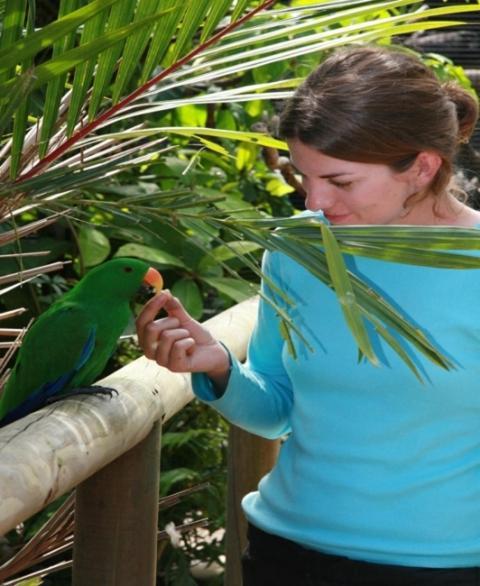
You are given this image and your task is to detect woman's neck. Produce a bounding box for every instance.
[398,193,480,227]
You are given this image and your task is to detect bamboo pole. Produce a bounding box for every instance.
[0,297,258,536]
[225,427,280,586]
[72,421,162,586]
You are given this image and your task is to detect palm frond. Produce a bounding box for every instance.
[0,484,211,584]
[1,0,479,385]
[1,1,477,183]
[211,214,480,378]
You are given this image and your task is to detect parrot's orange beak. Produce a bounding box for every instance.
[143,267,164,294]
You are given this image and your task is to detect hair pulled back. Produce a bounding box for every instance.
[279,46,479,196]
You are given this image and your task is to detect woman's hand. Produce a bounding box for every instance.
[136,290,231,390]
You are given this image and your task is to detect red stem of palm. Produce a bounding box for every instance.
[16,0,275,184]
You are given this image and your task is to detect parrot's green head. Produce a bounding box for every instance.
[75,258,163,302]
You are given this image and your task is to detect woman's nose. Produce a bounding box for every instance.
[304,181,335,211]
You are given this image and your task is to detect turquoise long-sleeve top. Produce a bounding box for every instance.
[192,226,480,568]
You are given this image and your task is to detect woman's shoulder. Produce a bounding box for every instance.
[435,201,480,228]
[460,206,480,228]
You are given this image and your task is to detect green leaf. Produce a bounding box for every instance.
[336,242,480,269]
[15,578,43,586]
[140,0,186,83]
[266,177,295,197]
[216,108,237,130]
[0,0,27,83]
[160,467,198,496]
[10,90,30,179]
[197,136,230,156]
[200,0,232,42]
[170,17,463,92]
[88,0,137,120]
[199,241,262,269]
[66,9,107,136]
[92,126,288,149]
[174,104,208,127]
[78,225,111,267]
[171,278,203,319]
[244,99,263,117]
[202,276,257,303]
[231,0,250,21]
[38,0,81,157]
[204,0,424,59]
[0,68,35,179]
[236,142,257,171]
[321,223,378,366]
[0,8,175,98]
[115,243,186,269]
[168,0,210,65]
[8,3,35,178]
[111,0,163,104]
[224,217,451,378]
[162,429,208,449]
[279,317,297,360]
[0,0,119,72]
[369,315,424,384]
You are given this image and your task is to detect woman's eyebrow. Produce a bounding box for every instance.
[291,163,355,178]
[319,172,355,178]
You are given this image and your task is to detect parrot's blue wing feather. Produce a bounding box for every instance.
[74,327,97,371]
[0,328,96,427]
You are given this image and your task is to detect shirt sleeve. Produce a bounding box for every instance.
[191,250,294,439]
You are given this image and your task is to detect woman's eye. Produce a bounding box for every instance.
[330,180,352,189]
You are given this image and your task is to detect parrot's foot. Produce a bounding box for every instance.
[46,385,119,404]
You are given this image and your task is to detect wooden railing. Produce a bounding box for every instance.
[0,296,280,585]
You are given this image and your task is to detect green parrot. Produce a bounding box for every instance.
[0,257,163,427]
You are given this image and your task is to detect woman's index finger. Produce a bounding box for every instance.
[162,294,194,324]
[136,291,171,330]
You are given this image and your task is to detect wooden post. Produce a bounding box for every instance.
[225,425,280,586]
[72,420,162,586]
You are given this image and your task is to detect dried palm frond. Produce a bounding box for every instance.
[0,483,211,584]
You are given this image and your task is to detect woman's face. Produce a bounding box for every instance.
[288,139,417,225]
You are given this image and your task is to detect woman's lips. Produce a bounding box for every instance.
[323,212,352,224]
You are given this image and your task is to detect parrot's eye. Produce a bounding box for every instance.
[124,267,133,273]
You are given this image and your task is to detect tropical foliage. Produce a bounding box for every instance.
[2,0,480,376]
[1,0,480,583]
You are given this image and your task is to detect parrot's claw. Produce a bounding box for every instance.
[76,385,119,399]
[46,385,119,405]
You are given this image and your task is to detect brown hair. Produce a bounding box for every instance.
[279,46,478,198]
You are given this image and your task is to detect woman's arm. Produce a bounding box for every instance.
[135,251,294,439]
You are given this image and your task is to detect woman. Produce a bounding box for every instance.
[137,46,480,585]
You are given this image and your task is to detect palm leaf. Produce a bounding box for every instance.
[213,215,480,378]
[111,0,165,103]
[0,1,276,185]
[0,0,474,178]
[38,0,82,157]
[321,223,378,365]
[1,0,479,383]
[82,126,287,149]
[0,0,119,72]
[0,0,27,84]
[139,0,183,84]
[65,8,108,137]
[165,0,211,66]
[9,0,35,178]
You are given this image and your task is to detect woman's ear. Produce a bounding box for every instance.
[409,151,443,189]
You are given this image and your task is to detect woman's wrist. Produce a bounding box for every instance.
[205,344,232,395]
